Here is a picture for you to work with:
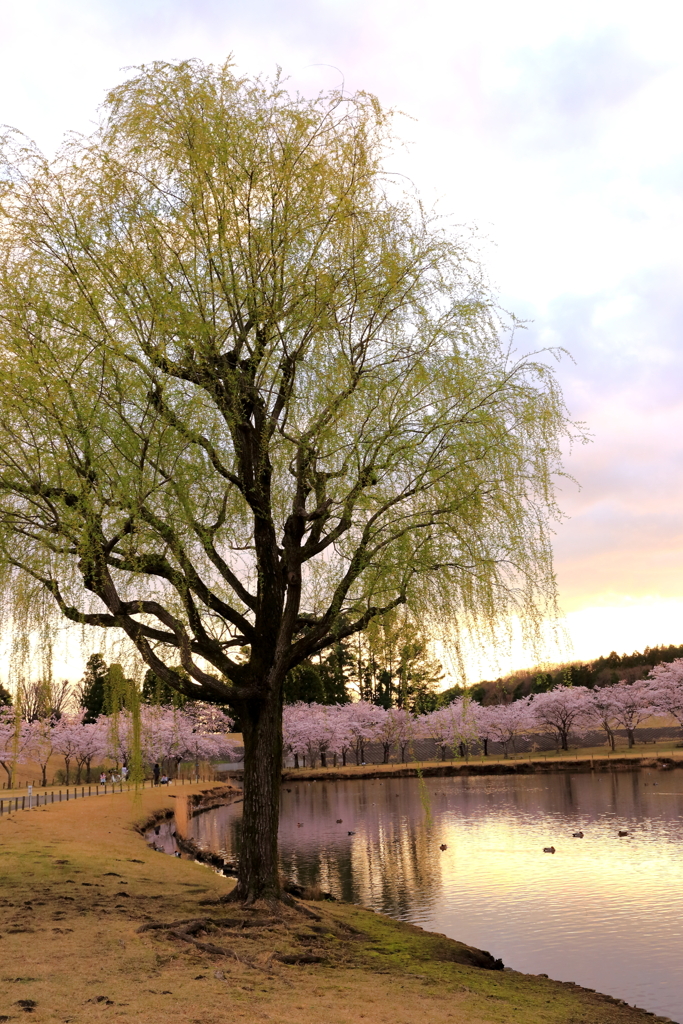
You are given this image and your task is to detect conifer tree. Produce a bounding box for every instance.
[80,654,108,724]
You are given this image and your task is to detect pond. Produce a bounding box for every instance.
[180,769,683,1021]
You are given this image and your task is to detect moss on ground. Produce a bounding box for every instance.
[0,785,674,1024]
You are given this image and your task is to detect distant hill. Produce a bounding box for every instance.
[439,642,683,706]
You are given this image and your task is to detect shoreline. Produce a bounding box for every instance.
[0,781,677,1024]
[221,752,682,783]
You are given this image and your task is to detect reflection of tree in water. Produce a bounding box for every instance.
[186,771,683,916]
[188,801,243,859]
[276,781,442,911]
[352,816,441,917]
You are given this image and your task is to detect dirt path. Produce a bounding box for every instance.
[0,784,675,1024]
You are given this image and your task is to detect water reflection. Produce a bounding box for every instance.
[187,769,683,1021]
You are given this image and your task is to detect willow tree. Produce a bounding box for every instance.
[0,60,572,902]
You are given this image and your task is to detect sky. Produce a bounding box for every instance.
[2,0,683,679]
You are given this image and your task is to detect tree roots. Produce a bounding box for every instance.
[137,901,331,970]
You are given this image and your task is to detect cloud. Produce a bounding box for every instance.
[3,0,683,671]
[482,31,661,153]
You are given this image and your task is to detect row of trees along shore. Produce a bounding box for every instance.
[3,638,681,727]
[3,640,683,787]
[0,653,238,788]
[0,703,237,789]
[283,656,683,765]
[0,61,578,902]
[4,651,683,790]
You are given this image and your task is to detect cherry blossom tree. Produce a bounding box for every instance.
[52,714,88,784]
[485,697,532,757]
[329,704,358,767]
[420,707,452,760]
[27,717,56,786]
[443,697,480,759]
[370,706,397,763]
[0,708,29,788]
[282,702,309,769]
[388,707,416,763]
[530,686,592,751]
[608,680,655,748]
[586,687,621,751]
[344,702,386,765]
[646,659,683,738]
[73,720,108,782]
[472,703,498,757]
[137,704,235,778]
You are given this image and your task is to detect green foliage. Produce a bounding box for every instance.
[437,683,467,706]
[0,59,574,708]
[142,668,188,708]
[0,59,576,898]
[81,652,140,722]
[344,612,444,711]
[284,644,352,704]
[470,641,683,704]
[0,681,11,707]
[80,654,108,723]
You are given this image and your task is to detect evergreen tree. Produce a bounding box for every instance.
[318,643,353,704]
[80,654,108,723]
[284,644,352,705]
[142,668,188,708]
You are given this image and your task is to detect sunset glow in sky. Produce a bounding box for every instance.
[3,0,683,676]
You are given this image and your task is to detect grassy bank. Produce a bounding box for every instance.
[0,783,674,1024]
[277,750,683,783]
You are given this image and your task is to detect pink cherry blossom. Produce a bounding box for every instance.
[529,687,592,751]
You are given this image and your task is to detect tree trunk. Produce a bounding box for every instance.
[320,750,327,768]
[233,694,283,903]
[294,753,299,769]
[383,743,391,764]
[482,737,488,756]
[560,729,569,751]
[627,728,635,748]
